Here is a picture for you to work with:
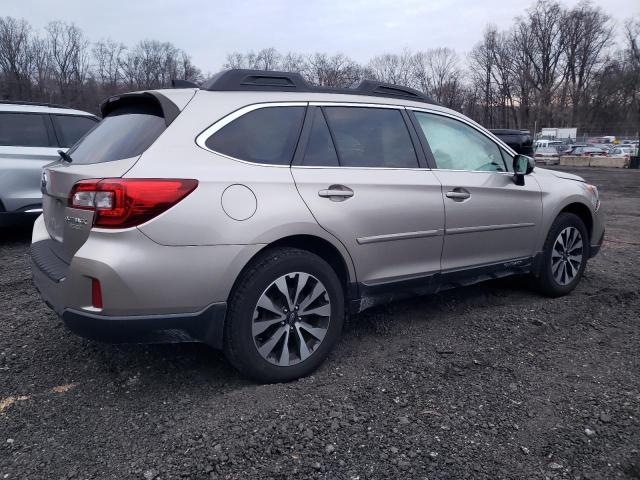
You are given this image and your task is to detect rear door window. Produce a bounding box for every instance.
[67,103,166,164]
[0,113,52,147]
[52,115,98,147]
[205,106,306,165]
[322,107,418,168]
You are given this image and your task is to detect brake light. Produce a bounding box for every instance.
[69,179,198,228]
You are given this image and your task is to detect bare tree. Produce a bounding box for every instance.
[0,17,33,98]
[46,21,90,99]
[304,52,362,87]
[563,2,613,127]
[368,49,413,86]
[469,28,497,126]
[413,48,463,108]
[0,8,638,135]
[516,1,567,126]
[93,39,125,90]
[30,35,50,100]
[280,51,307,73]
[223,48,282,71]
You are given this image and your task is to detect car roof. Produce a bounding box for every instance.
[0,101,97,117]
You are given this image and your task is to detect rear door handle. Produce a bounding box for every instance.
[318,185,354,200]
[446,189,471,201]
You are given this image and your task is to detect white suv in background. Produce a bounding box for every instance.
[0,101,98,226]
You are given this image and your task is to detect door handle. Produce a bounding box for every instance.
[318,185,354,200]
[446,189,471,201]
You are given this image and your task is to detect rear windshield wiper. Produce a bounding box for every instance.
[57,149,73,163]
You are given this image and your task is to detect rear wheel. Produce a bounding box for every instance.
[532,212,589,297]
[224,247,344,383]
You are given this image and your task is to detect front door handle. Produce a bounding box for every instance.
[446,189,471,201]
[318,185,354,201]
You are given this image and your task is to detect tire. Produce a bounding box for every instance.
[223,247,344,383]
[532,212,589,297]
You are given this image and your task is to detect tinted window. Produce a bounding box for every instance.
[205,107,305,165]
[302,109,339,167]
[414,112,506,172]
[323,107,418,168]
[0,113,50,147]
[67,104,166,164]
[54,115,98,147]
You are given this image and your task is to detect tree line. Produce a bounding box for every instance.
[1,1,639,137]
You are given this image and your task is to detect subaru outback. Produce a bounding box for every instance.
[31,70,605,382]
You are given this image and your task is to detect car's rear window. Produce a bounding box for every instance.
[67,103,166,164]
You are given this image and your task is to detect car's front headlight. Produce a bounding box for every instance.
[581,183,600,211]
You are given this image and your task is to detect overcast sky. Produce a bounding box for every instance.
[4,0,639,74]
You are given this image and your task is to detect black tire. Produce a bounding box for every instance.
[532,212,589,297]
[223,247,344,383]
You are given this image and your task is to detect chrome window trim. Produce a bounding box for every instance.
[309,101,404,109]
[408,107,518,173]
[195,102,309,168]
[291,166,427,171]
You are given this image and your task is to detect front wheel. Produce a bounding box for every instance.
[223,247,344,383]
[531,212,589,297]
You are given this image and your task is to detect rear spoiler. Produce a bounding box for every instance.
[99,92,180,127]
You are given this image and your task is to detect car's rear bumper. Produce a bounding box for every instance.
[32,253,228,348]
[29,214,265,349]
[61,303,227,348]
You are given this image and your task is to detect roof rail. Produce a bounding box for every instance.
[0,100,71,109]
[201,69,438,105]
[171,79,200,89]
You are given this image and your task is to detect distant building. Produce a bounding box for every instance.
[540,128,577,140]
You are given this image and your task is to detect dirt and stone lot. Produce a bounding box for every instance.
[1,166,639,480]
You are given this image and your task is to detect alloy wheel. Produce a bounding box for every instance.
[551,226,584,285]
[252,272,331,366]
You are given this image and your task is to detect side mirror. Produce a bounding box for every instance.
[513,154,535,185]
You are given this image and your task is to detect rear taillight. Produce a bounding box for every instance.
[69,179,198,228]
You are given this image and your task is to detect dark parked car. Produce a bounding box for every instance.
[563,146,608,157]
[489,129,533,156]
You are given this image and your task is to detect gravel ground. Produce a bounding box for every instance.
[1,166,639,480]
